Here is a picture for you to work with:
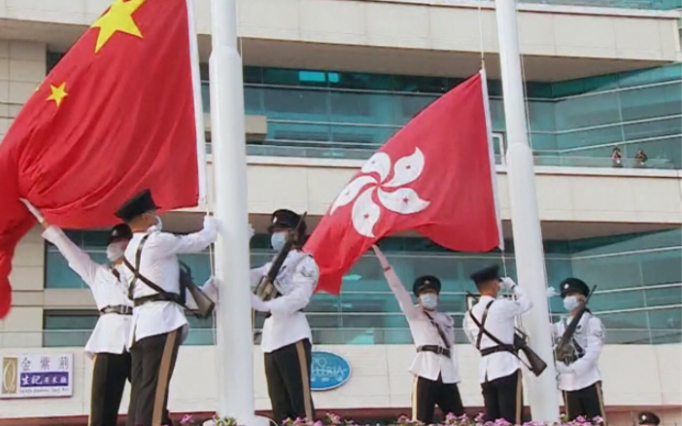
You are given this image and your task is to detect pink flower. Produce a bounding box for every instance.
[180,414,194,425]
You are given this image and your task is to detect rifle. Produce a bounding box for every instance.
[252,212,307,337]
[467,292,547,377]
[554,285,597,364]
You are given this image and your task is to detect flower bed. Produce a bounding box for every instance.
[176,413,605,426]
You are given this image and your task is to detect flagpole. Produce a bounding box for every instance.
[494,0,560,422]
[208,0,263,424]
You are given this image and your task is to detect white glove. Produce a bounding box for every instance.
[20,198,45,224]
[500,277,516,290]
[251,294,269,313]
[202,276,219,292]
[247,223,255,240]
[546,287,558,298]
[203,215,218,231]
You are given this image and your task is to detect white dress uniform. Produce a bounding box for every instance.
[115,188,218,426]
[553,312,606,421]
[380,268,463,423]
[43,226,132,357]
[464,265,532,425]
[41,225,132,426]
[251,248,319,422]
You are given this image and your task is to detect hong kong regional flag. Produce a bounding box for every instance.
[305,70,503,294]
[0,0,204,317]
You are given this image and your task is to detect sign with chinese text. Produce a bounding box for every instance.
[1,354,73,398]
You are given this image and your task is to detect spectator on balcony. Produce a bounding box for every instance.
[635,149,648,168]
[611,147,623,168]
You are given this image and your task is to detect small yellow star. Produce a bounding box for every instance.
[91,0,146,54]
[47,83,68,107]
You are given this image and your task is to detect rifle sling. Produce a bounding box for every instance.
[123,234,191,311]
[469,300,532,370]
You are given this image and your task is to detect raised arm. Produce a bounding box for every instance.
[20,200,101,287]
[372,245,419,319]
[42,225,100,287]
[498,277,533,318]
[159,216,219,255]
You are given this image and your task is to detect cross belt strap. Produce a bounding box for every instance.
[417,345,451,358]
[469,300,518,354]
[423,310,452,349]
[123,234,189,311]
[99,305,133,316]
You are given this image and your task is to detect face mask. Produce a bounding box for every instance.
[420,294,438,310]
[270,232,287,252]
[106,242,126,262]
[563,295,580,312]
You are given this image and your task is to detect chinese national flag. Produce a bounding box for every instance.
[0,0,202,317]
[305,71,502,294]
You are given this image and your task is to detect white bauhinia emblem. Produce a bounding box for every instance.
[330,148,431,237]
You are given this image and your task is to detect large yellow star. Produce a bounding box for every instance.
[91,0,146,54]
[47,83,68,107]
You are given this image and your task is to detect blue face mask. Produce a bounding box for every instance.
[420,294,438,310]
[271,232,287,251]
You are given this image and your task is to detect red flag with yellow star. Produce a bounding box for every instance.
[0,0,204,318]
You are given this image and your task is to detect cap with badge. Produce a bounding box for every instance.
[413,275,441,296]
[469,265,500,287]
[115,189,159,222]
[559,277,590,298]
[107,224,133,245]
[268,209,306,234]
[638,411,660,426]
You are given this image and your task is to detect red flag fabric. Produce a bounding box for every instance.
[0,0,201,318]
[304,71,502,295]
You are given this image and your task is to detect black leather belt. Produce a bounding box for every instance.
[417,345,451,358]
[133,293,182,307]
[99,305,133,316]
[264,309,303,319]
[480,344,516,357]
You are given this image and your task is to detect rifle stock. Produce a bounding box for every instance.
[514,330,547,377]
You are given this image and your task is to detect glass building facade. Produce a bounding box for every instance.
[47,53,682,169]
[44,229,682,348]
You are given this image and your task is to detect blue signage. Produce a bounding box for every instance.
[310,351,351,391]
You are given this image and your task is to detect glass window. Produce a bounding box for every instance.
[328,92,395,125]
[262,87,329,121]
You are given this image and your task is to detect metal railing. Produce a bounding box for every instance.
[1,325,677,349]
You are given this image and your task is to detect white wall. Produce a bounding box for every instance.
[189,158,682,225]
[1,344,680,422]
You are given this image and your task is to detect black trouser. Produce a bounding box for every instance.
[563,382,606,423]
[126,329,181,426]
[481,369,523,424]
[264,339,315,422]
[412,374,465,423]
[90,352,131,426]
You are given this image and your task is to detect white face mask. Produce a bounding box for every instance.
[106,242,126,262]
[420,294,438,310]
[563,295,580,312]
[270,232,287,251]
[152,215,162,232]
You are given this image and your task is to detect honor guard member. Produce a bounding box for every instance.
[22,200,133,426]
[116,189,218,426]
[553,278,606,423]
[372,246,464,423]
[638,412,661,426]
[250,209,319,423]
[464,265,532,425]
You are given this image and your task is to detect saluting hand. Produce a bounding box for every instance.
[371,245,391,271]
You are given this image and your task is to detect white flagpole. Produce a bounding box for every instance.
[494,0,560,422]
[186,0,207,206]
[208,0,264,424]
